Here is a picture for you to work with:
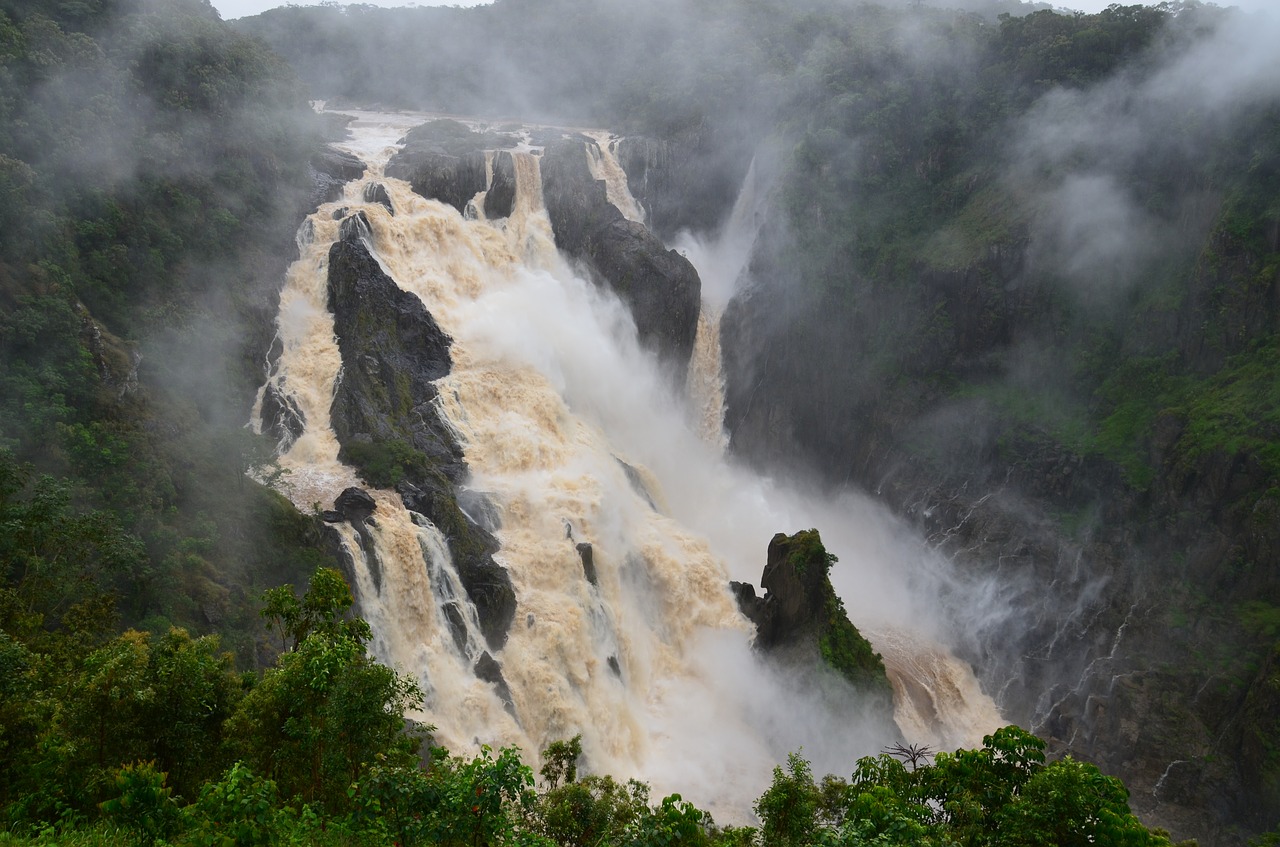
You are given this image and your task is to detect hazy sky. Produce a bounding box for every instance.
[212,0,490,19]
[209,0,1274,22]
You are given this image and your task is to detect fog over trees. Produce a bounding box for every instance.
[1,0,1278,844]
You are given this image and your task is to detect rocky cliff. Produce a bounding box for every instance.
[539,139,702,381]
[325,216,516,649]
[732,529,892,706]
[717,195,1280,844]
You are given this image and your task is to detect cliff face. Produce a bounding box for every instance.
[538,139,702,382]
[716,200,1280,843]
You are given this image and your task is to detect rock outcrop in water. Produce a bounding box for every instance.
[328,218,462,480]
[732,529,891,700]
[484,151,517,219]
[309,145,366,206]
[325,216,516,648]
[540,139,702,380]
[385,119,519,217]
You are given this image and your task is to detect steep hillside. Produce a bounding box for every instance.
[0,0,334,657]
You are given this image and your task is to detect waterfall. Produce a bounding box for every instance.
[255,111,1005,817]
[676,156,767,450]
[584,130,647,224]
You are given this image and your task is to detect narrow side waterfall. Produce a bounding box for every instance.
[687,310,729,450]
[676,157,766,451]
[256,111,1005,816]
[584,130,647,224]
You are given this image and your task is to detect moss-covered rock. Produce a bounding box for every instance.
[731,529,891,696]
[325,225,515,648]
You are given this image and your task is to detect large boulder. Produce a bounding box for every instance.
[386,150,487,215]
[732,529,890,696]
[327,218,463,480]
[484,151,517,219]
[310,145,366,206]
[540,139,701,381]
[384,119,519,214]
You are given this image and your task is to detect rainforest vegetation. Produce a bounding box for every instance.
[2,0,1279,843]
[0,541,1176,846]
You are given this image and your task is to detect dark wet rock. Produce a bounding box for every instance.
[474,651,516,715]
[386,150,486,214]
[733,529,890,695]
[321,510,344,523]
[335,487,377,522]
[362,181,394,215]
[607,655,621,677]
[327,236,462,480]
[332,207,348,220]
[313,146,366,182]
[384,120,497,214]
[259,382,305,449]
[577,542,597,586]
[484,151,516,219]
[310,145,365,206]
[330,487,382,590]
[615,132,753,242]
[540,139,700,380]
[395,118,518,158]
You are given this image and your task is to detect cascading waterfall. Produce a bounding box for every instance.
[254,110,1004,817]
[584,130,646,224]
[676,157,766,451]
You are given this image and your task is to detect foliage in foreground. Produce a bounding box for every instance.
[0,556,1181,846]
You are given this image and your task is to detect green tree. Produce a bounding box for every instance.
[755,752,819,847]
[227,570,420,812]
[260,566,371,651]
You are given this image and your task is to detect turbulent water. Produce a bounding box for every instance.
[254,110,1003,816]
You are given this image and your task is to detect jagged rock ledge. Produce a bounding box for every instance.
[309,145,366,207]
[324,215,516,650]
[384,119,519,218]
[731,528,892,702]
[539,138,701,381]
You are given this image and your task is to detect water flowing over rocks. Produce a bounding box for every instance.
[399,480,515,650]
[325,221,516,648]
[540,139,701,380]
[259,381,305,447]
[361,181,394,215]
[309,145,366,205]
